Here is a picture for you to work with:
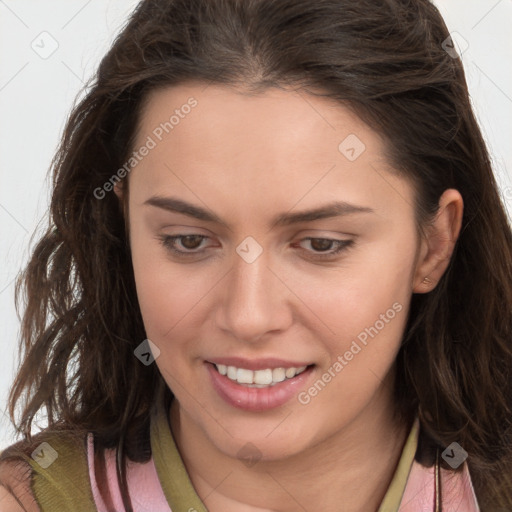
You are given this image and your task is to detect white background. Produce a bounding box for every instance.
[1,0,511,449]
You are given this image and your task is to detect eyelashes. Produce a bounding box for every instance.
[159,235,208,257]
[157,234,354,261]
[293,237,353,259]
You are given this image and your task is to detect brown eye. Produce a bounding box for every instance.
[309,238,336,252]
[297,237,354,260]
[179,235,205,250]
[159,234,210,257]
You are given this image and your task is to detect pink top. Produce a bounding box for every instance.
[398,459,479,511]
[87,433,171,511]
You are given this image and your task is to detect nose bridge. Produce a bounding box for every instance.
[217,240,291,341]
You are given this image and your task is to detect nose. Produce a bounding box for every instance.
[216,246,293,343]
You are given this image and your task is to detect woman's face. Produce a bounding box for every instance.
[124,83,426,461]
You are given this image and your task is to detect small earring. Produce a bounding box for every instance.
[422,276,432,285]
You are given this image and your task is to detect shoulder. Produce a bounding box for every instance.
[0,428,94,512]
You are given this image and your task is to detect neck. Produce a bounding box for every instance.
[170,372,410,512]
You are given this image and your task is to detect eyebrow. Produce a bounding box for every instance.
[144,196,374,229]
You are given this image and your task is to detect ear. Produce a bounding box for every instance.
[114,181,126,216]
[114,181,123,201]
[412,188,464,293]
[113,181,131,243]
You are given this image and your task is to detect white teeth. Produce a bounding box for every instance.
[227,366,237,380]
[236,368,253,384]
[215,364,309,387]
[253,369,273,385]
[272,367,286,382]
[285,368,296,379]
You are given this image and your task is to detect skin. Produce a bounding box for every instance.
[0,462,40,512]
[116,82,463,512]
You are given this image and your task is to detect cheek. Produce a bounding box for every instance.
[295,232,416,349]
[132,259,216,343]
[130,250,217,389]
[293,245,413,424]
[129,225,212,346]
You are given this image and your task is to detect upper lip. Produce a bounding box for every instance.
[207,357,313,371]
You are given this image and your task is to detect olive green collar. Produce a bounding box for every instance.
[378,417,419,511]
[150,398,208,512]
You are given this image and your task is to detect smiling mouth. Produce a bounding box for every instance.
[212,363,311,388]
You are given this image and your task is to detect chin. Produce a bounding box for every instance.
[203,414,321,464]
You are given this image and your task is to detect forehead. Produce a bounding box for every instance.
[135,82,379,160]
[129,82,415,223]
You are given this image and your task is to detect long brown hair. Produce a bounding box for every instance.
[2,0,511,510]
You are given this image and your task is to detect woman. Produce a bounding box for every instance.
[1,0,511,510]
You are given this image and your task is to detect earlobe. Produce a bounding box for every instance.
[412,189,464,293]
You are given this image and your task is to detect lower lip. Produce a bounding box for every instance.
[206,362,314,411]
